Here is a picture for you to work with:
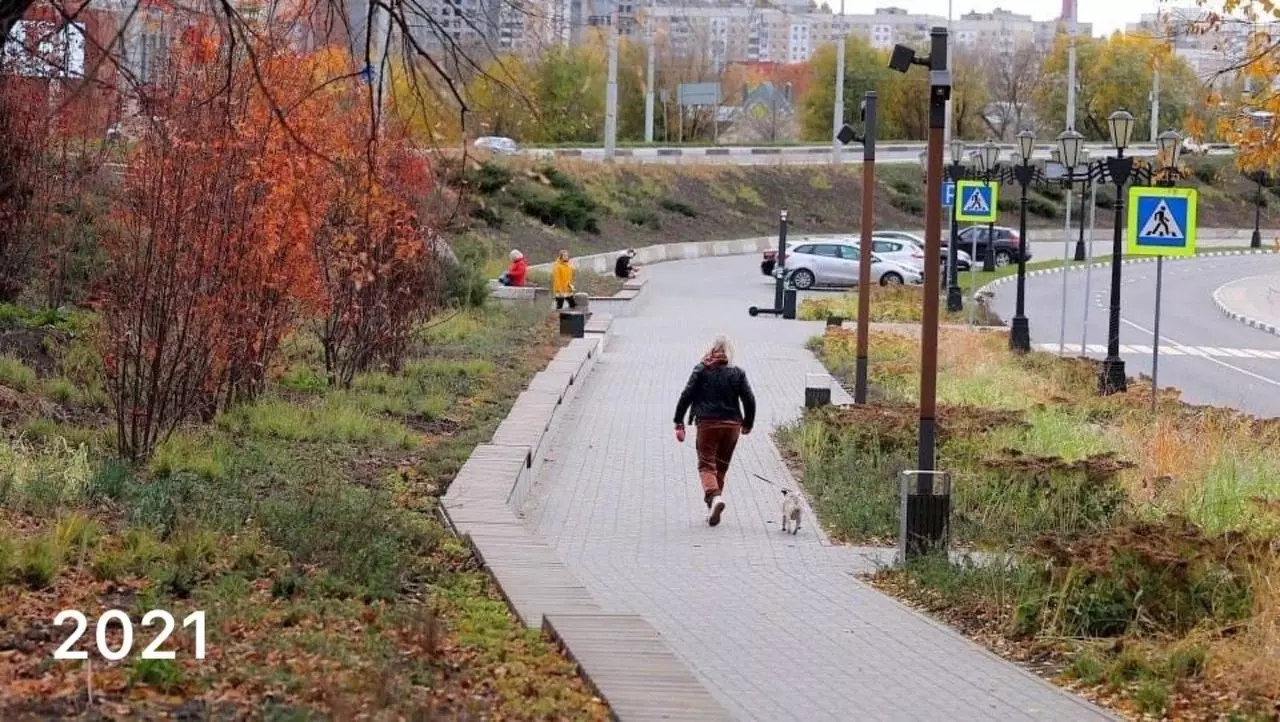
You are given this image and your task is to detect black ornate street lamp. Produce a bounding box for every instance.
[1097,110,1137,394]
[945,138,969,312]
[1070,148,1093,262]
[976,139,1001,272]
[1155,129,1185,188]
[1008,129,1037,353]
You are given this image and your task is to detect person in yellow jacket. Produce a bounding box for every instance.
[550,249,577,309]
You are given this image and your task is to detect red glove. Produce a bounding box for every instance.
[674,425,686,443]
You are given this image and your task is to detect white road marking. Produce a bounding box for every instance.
[1120,318,1280,389]
[1035,343,1280,360]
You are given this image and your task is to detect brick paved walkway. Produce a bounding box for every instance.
[522,254,1113,721]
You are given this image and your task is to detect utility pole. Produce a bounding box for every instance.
[854,92,878,403]
[832,0,845,164]
[1150,68,1160,142]
[943,0,953,147]
[644,1,655,143]
[604,5,620,161]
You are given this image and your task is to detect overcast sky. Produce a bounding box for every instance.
[854,0,1194,37]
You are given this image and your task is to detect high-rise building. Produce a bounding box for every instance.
[1125,7,1273,85]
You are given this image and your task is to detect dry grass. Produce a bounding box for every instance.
[819,325,1280,711]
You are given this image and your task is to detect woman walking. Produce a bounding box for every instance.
[673,335,756,527]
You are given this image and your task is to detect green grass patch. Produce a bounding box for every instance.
[215,397,420,449]
[0,354,37,391]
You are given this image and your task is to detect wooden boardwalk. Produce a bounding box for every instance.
[441,316,730,720]
[545,614,734,722]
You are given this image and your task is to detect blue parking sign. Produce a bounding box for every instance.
[941,181,955,208]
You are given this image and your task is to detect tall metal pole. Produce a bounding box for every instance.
[775,210,788,311]
[1150,69,1161,143]
[1066,16,1077,132]
[1073,176,1089,261]
[918,26,950,474]
[1151,255,1164,412]
[1253,173,1265,248]
[832,0,846,164]
[1058,178,1073,355]
[943,0,953,148]
[854,91,878,404]
[604,10,619,161]
[982,167,996,272]
[946,159,964,313]
[1081,179,1097,354]
[644,6,655,144]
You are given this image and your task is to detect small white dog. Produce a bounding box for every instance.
[780,489,801,534]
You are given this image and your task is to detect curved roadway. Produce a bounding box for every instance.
[988,253,1280,418]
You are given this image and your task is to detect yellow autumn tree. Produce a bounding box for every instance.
[389,60,466,145]
[1189,0,1280,173]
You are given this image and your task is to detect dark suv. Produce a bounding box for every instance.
[956,225,1031,267]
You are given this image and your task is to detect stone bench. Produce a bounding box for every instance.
[585,275,650,318]
[584,313,613,352]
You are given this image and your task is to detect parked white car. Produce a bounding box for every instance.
[474,136,519,154]
[1181,136,1209,155]
[871,230,973,271]
[780,240,924,289]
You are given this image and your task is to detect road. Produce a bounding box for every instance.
[515,143,1234,166]
[987,253,1280,418]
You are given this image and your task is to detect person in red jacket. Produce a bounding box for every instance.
[499,249,527,286]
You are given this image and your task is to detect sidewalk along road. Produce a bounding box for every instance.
[522,253,1115,721]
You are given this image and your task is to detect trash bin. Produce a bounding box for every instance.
[898,470,952,563]
[559,311,586,338]
[781,289,798,320]
[804,373,832,408]
[825,316,844,328]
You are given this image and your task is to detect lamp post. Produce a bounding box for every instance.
[1072,149,1092,262]
[977,139,1001,272]
[887,27,950,474]
[1252,170,1266,249]
[945,139,968,312]
[1009,129,1036,353]
[1099,109,1137,395]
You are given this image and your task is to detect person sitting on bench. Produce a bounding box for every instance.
[498,249,527,286]
[614,249,639,279]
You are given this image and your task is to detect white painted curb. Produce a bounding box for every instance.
[976,249,1280,301]
[1212,277,1280,337]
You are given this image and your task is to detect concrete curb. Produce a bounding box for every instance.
[976,249,1280,300]
[527,235,776,275]
[1212,276,1280,337]
[439,320,731,720]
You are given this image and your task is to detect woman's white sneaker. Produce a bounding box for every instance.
[708,495,726,526]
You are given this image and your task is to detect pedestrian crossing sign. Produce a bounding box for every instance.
[1126,186,1198,257]
[954,180,999,222]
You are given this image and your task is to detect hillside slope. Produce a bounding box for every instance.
[447,157,1279,265]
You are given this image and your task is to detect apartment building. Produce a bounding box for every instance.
[637,4,1087,69]
[1125,8,1274,85]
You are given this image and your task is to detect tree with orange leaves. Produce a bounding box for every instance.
[98,23,442,459]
